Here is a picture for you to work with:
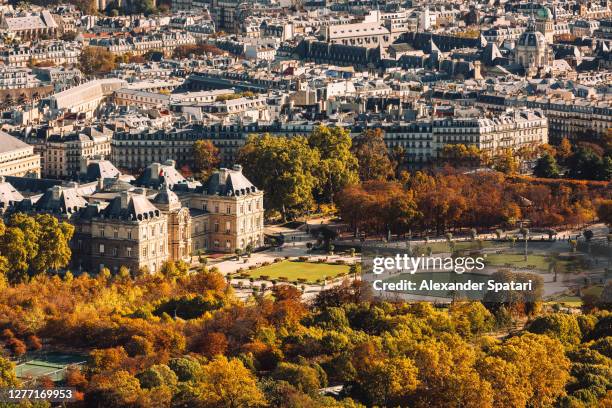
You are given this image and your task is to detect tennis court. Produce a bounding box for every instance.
[15,352,86,382]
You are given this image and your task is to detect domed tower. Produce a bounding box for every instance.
[153,184,192,263]
[515,17,553,77]
[535,6,554,43]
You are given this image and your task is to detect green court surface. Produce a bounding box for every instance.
[15,353,86,381]
[244,260,350,283]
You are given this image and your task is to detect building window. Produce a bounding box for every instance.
[112,247,118,256]
[127,247,132,257]
[113,229,118,238]
[226,240,230,249]
[226,206,231,214]
[214,222,219,232]
[214,204,219,213]
[127,230,132,240]
[100,228,105,237]
[99,244,105,254]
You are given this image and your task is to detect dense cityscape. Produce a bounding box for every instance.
[0,0,610,406]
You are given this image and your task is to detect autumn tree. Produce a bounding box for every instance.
[174,356,266,408]
[486,333,570,407]
[440,144,482,168]
[86,370,143,408]
[355,357,419,406]
[308,125,359,204]
[493,149,519,175]
[0,356,18,387]
[351,128,394,181]
[79,47,117,76]
[238,134,320,220]
[336,181,420,237]
[0,213,74,281]
[192,140,220,180]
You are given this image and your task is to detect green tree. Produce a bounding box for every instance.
[557,137,572,163]
[272,362,323,395]
[137,364,178,389]
[350,128,394,181]
[533,153,560,178]
[168,357,202,382]
[598,200,612,226]
[527,314,582,345]
[193,140,220,180]
[238,134,320,220]
[308,125,359,204]
[566,146,610,180]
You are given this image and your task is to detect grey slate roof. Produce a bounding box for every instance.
[102,191,161,221]
[204,165,258,197]
[34,186,88,215]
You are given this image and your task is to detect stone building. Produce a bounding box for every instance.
[153,185,192,263]
[0,11,59,40]
[76,189,170,273]
[514,18,554,77]
[182,165,264,254]
[0,131,41,178]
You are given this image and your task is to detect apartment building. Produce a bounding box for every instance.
[35,131,112,179]
[475,94,612,142]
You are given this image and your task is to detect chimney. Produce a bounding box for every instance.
[151,163,161,180]
[80,157,89,175]
[120,191,130,209]
[51,185,62,201]
[218,168,229,185]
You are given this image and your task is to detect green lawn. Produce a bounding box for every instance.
[582,285,604,297]
[424,240,501,254]
[546,297,582,307]
[243,260,351,283]
[484,253,569,272]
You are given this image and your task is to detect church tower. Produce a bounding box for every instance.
[535,6,554,43]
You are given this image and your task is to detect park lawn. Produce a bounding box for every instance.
[546,296,582,307]
[484,253,569,272]
[426,240,501,254]
[244,260,351,283]
[582,285,604,297]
